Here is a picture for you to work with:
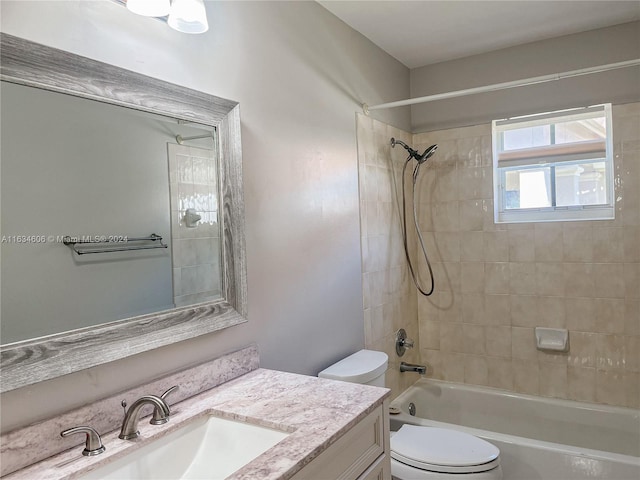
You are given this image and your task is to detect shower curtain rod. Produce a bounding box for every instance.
[362,59,640,113]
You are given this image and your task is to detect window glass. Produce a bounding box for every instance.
[503,125,550,150]
[555,161,607,206]
[504,167,552,210]
[554,118,606,144]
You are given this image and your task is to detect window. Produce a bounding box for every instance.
[492,104,614,223]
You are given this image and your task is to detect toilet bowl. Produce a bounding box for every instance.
[319,350,503,480]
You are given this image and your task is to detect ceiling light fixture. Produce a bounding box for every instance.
[168,0,209,34]
[126,0,171,17]
[118,0,209,34]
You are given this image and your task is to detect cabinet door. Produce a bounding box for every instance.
[291,403,389,480]
[357,453,390,480]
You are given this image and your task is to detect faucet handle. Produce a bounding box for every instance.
[395,329,414,356]
[60,426,106,456]
[150,385,179,425]
[160,385,179,401]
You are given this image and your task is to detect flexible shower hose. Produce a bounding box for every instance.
[393,155,435,296]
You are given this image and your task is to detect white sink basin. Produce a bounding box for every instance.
[79,415,289,480]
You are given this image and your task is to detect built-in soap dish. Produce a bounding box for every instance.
[535,327,569,352]
[184,208,201,228]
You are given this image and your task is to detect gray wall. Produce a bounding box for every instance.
[410,21,640,132]
[0,0,410,432]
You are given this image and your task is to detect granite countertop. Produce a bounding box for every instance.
[6,368,389,480]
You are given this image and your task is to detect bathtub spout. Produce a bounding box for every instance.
[400,362,426,374]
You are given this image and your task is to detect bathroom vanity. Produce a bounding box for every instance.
[0,346,391,480]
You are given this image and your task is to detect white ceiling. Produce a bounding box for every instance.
[318,1,640,68]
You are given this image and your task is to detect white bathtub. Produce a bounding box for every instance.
[389,379,640,480]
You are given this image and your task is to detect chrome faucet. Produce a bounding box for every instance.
[151,385,179,425]
[400,362,427,374]
[119,395,171,440]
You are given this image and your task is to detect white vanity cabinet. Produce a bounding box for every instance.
[291,401,391,480]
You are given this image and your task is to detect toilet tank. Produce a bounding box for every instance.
[318,350,388,387]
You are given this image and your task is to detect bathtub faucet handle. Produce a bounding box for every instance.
[396,329,414,356]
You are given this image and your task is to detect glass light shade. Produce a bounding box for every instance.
[168,0,209,34]
[126,0,171,17]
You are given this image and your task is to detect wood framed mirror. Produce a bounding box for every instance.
[0,33,247,393]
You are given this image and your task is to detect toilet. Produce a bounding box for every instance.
[318,350,503,480]
[318,349,388,386]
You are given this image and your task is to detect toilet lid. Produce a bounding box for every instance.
[391,426,500,474]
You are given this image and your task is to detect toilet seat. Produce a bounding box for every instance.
[391,425,500,474]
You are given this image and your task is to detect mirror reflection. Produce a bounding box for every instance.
[1,81,223,345]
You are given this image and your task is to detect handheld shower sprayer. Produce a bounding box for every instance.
[389,137,438,296]
[391,138,438,164]
[419,144,438,163]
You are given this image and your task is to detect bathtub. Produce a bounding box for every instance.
[389,379,640,480]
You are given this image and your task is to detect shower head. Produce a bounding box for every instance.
[390,138,438,164]
[417,144,438,164]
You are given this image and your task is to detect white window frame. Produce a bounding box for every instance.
[492,104,614,223]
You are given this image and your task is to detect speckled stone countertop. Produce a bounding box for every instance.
[5,369,389,480]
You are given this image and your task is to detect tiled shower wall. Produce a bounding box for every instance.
[356,114,421,399]
[413,103,639,408]
[357,104,639,407]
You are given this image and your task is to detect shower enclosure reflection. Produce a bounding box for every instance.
[0,81,222,344]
